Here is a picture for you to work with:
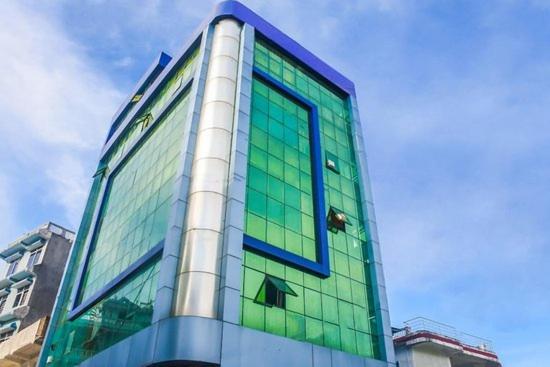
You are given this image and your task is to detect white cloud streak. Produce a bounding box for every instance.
[0,1,123,235]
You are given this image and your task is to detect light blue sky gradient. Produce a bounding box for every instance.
[0,1,548,365]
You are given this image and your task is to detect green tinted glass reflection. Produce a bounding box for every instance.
[241,39,380,360]
[46,49,197,366]
[244,78,316,261]
[49,260,160,366]
[79,90,191,302]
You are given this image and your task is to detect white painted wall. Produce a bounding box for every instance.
[412,348,451,367]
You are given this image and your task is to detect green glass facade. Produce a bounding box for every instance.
[241,39,380,358]
[245,78,317,261]
[79,89,192,302]
[41,6,393,364]
[45,50,197,366]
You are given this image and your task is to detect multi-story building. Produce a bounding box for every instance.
[40,2,395,366]
[393,317,501,367]
[0,222,74,366]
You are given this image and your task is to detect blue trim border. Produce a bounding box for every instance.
[105,52,172,143]
[213,1,355,96]
[68,241,163,321]
[102,39,200,156]
[244,67,329,278]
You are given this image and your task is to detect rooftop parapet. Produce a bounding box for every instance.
[0,223,74,261]
[393,317,500,366]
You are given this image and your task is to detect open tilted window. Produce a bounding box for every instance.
[254,275,297,309]
[327,206,352,234]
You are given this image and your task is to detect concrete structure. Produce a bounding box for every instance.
[0,222,74,366]
[40,2,395,366]
[393,318,501,367]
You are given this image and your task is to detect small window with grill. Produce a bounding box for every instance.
[27,248,43,268]
[13,285,30,308]
[0,295,7,314]
[6,260,19,277]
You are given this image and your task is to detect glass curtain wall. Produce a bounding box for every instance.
[241,38,380,359]
[45,49,197,366]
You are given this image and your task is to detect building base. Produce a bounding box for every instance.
[76,316,392,367]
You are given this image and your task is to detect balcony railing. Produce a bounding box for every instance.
[393,317,494,352]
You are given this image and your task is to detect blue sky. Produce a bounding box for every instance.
[0,1,549,365]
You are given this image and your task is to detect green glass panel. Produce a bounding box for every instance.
[338,300,355,328]
[322,294,339,324]
[250,145,268,170]
[302,237,316,262]
[286,311,306,341]
[266,259,285,279]
[267,176,284,202]
[248,166,267,194]
[265,307,285,336]
[267,221,285,248]
[353,305,370,333]
[302,215,315,240]
[268,137,284,158]
[49,260,160,366]
[304,289,322,319]
[285,267,303,286]
[285,285,303,313]
[323,322,341,349]
[306,317,324,345]
[243,267,265,299]
[336,275,352,303]
[246,213,266,242]
[304,273,321,292]
[341,326,357,354]
[241,39,382,360]
[245,251,266,272]
[284,185,301,209]
[243,298,265,331]
[356,331,375,358]
[267,155,284,179]
[267,198,284,226]
[351,280,367,307]
[334,250,350,277]
[248,189,267,217]
[285,207,301,233]
[252,109,269,132]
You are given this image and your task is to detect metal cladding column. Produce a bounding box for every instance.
[174,19,241,318]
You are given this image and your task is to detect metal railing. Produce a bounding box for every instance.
[393,317,494,352]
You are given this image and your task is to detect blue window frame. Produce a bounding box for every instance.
[243,67,330,278]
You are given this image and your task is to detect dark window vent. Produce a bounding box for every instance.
[327,206,351,233]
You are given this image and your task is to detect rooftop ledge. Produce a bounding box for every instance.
[0,222,74,260]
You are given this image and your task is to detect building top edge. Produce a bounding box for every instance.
[103,0,357,150]
[213,1,356,96]
[0,222,74,260]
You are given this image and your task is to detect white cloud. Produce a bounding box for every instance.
[0,1,123,230]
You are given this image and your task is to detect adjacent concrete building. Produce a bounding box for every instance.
[0,222,74,366]
[40,2,395,366]
[393,317,501,367]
